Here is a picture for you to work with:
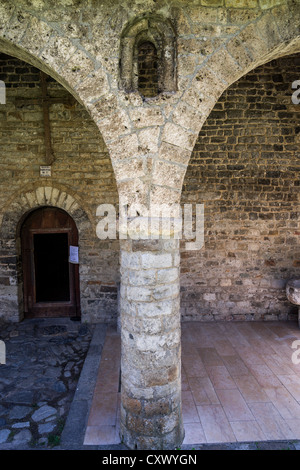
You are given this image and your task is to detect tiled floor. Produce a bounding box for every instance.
[84,321,300,446]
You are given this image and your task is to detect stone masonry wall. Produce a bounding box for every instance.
[0,53,119,322]
[0,0,300,452]
[181,53,300,322]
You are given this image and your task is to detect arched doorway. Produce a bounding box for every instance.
[21,207,80,319]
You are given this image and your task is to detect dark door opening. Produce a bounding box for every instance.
[21,207,80,318]
[34,233,70,302]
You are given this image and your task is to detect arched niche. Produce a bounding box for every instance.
[120,15,177,97]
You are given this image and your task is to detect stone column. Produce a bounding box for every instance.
[119,236,184,450]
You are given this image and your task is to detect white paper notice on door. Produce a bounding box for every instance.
[69,245,79,264]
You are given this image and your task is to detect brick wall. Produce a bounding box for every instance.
[0,53,120,322]
[1,50,300,324]
[137,41,159,98]
[181,53,300,322]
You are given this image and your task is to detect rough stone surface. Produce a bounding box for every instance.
[120,237,184,450]
[12,429,32,444]
[0,429,10,444]
[31,406,57,423]
[0,0,299,452]
[0,318,94,448]
[8,406,31,420]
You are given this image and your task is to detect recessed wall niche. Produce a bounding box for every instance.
[120,16,177,98]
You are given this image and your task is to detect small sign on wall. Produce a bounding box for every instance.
[0,80,6,105]
[40,165,51,177]
[69,245,79,264]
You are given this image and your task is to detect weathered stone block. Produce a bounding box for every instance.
[140,253,173,269]
[136,300,174,317]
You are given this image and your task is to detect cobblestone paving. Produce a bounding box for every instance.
[0,317,94,449]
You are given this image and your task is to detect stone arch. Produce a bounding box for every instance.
[1,185,92,238]
[177,4,300,176]
[0,44,120,324]
[120,15,177,96]
[180,50,300,322]
[0,16,98,109]
[1,2,300,204]
[0,7,158,199]
[0,185,91,322]
[143,5,300,208]
[152,3,300,209]
[0,6,121,184]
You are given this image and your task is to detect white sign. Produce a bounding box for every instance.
[40,165,51,177]
[69,245,79,264]
[0,81,6,105]
[0,340,6,365]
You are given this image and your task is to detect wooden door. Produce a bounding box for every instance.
[21,207,80,318]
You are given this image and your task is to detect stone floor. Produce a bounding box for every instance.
[84,321,300,447]
[0,317,94,448]
[2,318,300,450]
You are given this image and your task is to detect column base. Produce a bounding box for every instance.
[119,417,185,451]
